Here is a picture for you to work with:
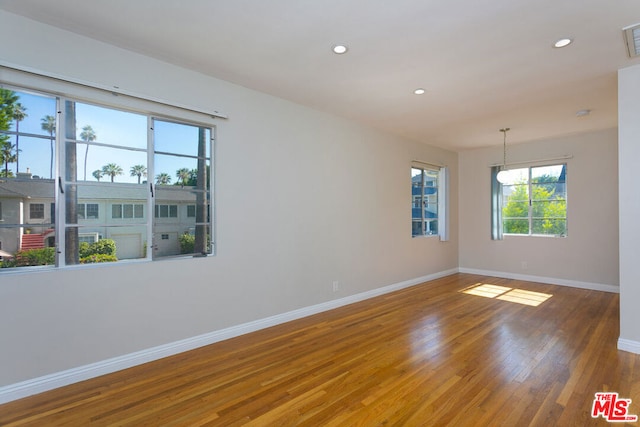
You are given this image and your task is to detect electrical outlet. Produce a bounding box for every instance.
[332,281,340,292]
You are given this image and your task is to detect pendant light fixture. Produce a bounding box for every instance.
[496,127,511,184]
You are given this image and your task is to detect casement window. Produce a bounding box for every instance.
[0,78,216,270]
[492,164,567,238]
[411,163,449,240]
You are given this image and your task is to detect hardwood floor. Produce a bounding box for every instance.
[1,273,638,426]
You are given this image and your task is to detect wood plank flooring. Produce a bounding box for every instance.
[0,273,638,426]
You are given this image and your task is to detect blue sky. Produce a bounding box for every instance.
[5,89,210,184]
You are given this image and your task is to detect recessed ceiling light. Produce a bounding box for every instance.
[332,45,348,54]
[414,88,426,95]
[554,38,572,48]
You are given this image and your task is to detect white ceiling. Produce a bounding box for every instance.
[2,0,640,151]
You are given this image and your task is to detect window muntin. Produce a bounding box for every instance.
[0,84,215,271]
[412,167,439,237]
[501,164,567,236]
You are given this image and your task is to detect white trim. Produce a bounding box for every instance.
[0,62,227,121]
[618,338,640,354]
[0,268,457,404]
[458,267,619,293]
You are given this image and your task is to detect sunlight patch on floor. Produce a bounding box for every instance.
[460,283,552,307]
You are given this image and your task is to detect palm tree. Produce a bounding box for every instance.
[41,115,56,179]
[0,142,18,177]
[80,125,96,181]
[11,103,27,174]
[92,169,103,181]
[155,172,171,185]
[0,89,19,133]
[176,167,190,187]
[101,163,123,182]
[130,164,147,184]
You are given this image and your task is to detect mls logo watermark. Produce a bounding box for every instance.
[592,392,638,422]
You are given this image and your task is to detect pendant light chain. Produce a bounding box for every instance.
[500,128,510,170]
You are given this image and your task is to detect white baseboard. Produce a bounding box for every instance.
[0,268,458,405]
[618,338,640,354]
[458,267,619,293]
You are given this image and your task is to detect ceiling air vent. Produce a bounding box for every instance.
[623,23,640,58]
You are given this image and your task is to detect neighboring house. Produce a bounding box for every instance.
[0,172,200,259]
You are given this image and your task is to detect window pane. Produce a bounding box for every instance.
[412,221,423,237]
[87,204,99,219]
[504,219,529,234]
[68,143,147,183]
[112,204,122,219]
[153,119,211,158]
[532,219,567,236]
[29,203,45,219]
[123,204,134,218]
[424,220,438,235]
[153,119,211,259]
[134,204,144,218]
[74,102,147,149]
[0,226,55,268]
[531,165,565,183]
[154,153,208,187]
[3,136,56,180]
[0,89,57,268]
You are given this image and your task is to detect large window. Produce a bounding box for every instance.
[0,83,215,270]
[499,164,567,236]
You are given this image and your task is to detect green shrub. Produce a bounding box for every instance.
[179,233,195,254]
[80,254,118,264]
[79,241,91,258]
[89,239,117,256]
[13,247,55,266]
[80,239,117,258]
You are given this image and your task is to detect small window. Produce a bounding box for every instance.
[155,204,178,218]
[411,167,439,237]
[187,205,196,218]
[78,203,99,220]
[29,203,45,219]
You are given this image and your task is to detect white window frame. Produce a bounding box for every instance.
[498,163,567,237]
[0,68,219,273]
[411,162,449,241]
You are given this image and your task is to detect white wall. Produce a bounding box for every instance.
[619,64,640,348]
[0,13,458,387]
[459,129,619,289]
